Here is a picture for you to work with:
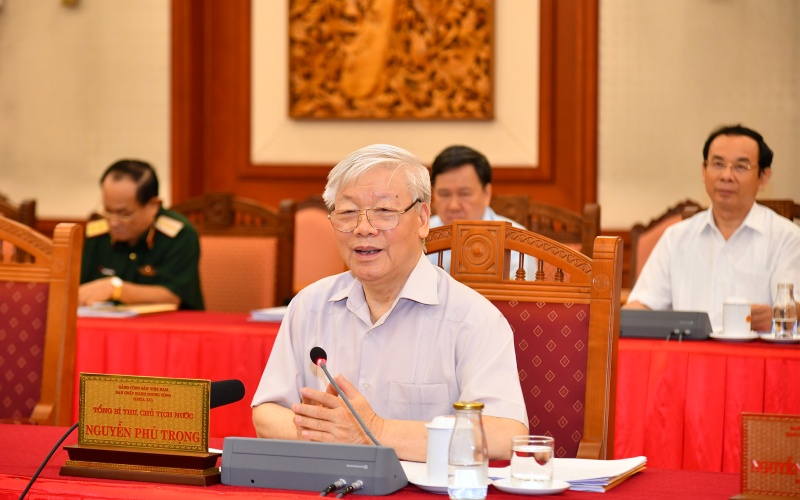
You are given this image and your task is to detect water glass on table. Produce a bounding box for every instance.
[510,435,554,485]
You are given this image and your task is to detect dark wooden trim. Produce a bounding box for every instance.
[170,0,599,210]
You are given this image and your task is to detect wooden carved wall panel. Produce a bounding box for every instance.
[288,0,493,119]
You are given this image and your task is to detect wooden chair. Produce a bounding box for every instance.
[170,193,295,312]
[490,195,601,257]
[292,194,346,294]
[0,194,37,263]
[426,221,623,459]
[757,198,800,221]
[0,216,83,426]
[629,199,704,286]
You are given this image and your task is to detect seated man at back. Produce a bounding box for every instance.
[428,145,534,276]
[79,159,204,310]
[625,125,800,332]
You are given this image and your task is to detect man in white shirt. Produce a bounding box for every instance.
[252,144,528,461]
[428,145,534,275]
[626,125,800,332]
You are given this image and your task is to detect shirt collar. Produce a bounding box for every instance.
[328,254,440,307]
[704,202,768,237]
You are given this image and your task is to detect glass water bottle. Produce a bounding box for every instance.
[772,283,797,338]
[447,401,488,500]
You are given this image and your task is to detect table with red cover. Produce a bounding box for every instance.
[74,312,280,439]
[614,337,800,472]
[0,424,739,499]
[74,312,800,473]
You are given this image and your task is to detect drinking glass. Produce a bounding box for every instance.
[510,435,554,485]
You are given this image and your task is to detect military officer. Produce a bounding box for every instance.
[79,159,204,310]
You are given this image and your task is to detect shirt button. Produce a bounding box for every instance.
[367,331,375,337]
[362,383,371,391]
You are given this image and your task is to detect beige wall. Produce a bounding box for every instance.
[1,0,797,228]
[599,0,800,228]
[0,0,168,218]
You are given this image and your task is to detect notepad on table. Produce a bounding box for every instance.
[78,302,179,318]
[490,456,647,493]
[249,306,288,322]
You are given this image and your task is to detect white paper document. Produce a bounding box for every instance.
[491,456,647,493]
[249,306,288,322]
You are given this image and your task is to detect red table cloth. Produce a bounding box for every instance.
[75,312,280,439]
[73,312,800,473]
[614,338,800,472]
[0,424,740,499]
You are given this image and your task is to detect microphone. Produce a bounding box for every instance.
[210,379,246,409]
[308,347,381,446]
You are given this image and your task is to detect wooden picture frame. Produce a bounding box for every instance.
[288,0,494,120]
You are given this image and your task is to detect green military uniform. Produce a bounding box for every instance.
[80,207,205,310]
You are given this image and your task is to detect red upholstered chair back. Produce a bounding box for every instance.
[170,193,295,312]
[629,199,703,286]
[292,195,345,294]
[0,217,83,426]
[426,221,622,459]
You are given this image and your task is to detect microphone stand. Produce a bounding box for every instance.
[317,361,381,446]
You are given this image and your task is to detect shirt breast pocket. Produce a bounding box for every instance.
[387,382,451,422]
[736,269,773,303]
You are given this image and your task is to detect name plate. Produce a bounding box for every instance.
[78,373,210,453]
[736,413,800,498]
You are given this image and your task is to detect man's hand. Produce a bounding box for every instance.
[78,277,115,306]
[292,374,383,445]
[750,304,772,332]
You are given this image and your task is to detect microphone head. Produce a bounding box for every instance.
[310,346,328,366]
[210,379,245,409]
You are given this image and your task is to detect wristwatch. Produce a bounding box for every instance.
[110,276,123,301]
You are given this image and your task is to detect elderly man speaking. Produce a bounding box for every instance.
[251,144,527,462]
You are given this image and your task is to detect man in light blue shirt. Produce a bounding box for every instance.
[428,145,534,276]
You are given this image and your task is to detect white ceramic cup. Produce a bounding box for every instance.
[425,415,455,483]
[722,298,751,335]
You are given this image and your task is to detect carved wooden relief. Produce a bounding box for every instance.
[288,0,494,119]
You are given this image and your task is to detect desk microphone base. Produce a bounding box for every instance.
[221,437,408,495]
[60,444,221,486]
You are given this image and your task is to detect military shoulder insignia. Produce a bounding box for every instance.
[85,218,110,238]
[154,215,185,238]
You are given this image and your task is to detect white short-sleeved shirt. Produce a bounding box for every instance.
[627,203,800,331]
[428,207,536,277]
[252,255,528,426]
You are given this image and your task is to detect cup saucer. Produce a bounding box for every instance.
[758,332,800,344]
[492,478,570,495]
[400,461,448,494]
[710,331,758,342]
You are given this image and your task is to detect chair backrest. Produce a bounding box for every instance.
[0,194,37,263]
[490,195,601,257]
[170,193,295,312]
[292,195,346,294]
[629,199,704,286]
[0,217,83,426]
[426,221,622,459]
[757,198,800,221]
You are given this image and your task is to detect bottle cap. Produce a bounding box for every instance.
[453,401,484,410]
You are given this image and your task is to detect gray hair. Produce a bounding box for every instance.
[322,144,432,210]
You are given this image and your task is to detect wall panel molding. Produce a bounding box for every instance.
[170,0,598,211]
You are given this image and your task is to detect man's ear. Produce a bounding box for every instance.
[758,167,772,189]
[418,202,431,239]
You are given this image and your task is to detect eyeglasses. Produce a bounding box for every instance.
[328,199,420,232]
[95,202,137,223]
[704,160,754,175]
